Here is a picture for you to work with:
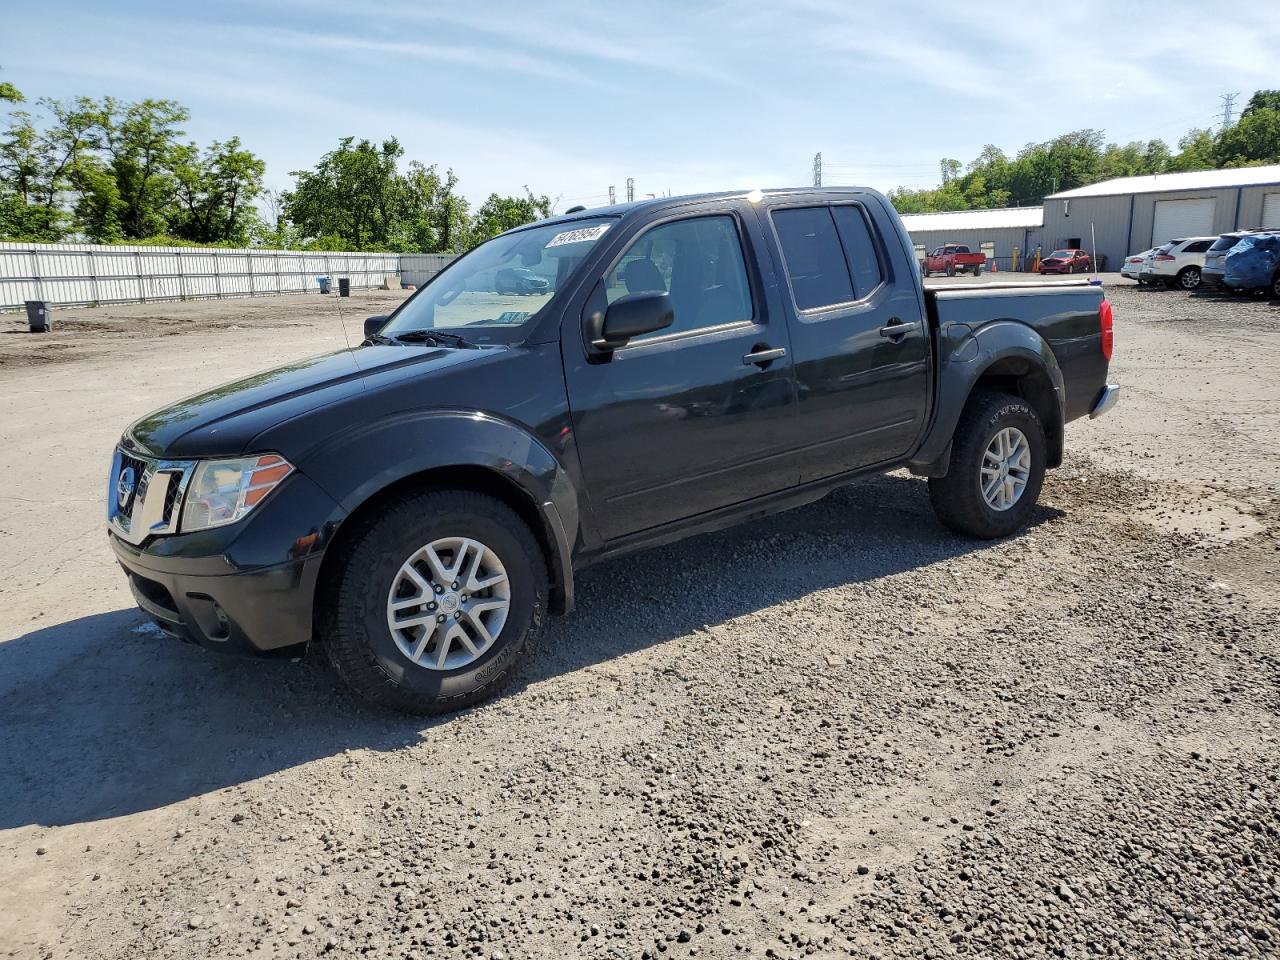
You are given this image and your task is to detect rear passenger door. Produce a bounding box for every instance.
[760,198,930,482]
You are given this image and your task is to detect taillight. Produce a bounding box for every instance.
[1154,254,1176,261]
[1099,299,1113,361]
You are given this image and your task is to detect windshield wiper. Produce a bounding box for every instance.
[363,332,401,346]
[390,330,480,349]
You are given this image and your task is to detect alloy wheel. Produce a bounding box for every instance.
[980,427,1031,512]
[385,537,511,670]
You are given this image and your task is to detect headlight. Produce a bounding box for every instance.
[180,454,294,532]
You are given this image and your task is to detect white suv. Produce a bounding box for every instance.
[1138,237,1217,290]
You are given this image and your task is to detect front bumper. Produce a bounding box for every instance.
[107,470,345,656]
[113,535,322,655]
[1089,384,1120,419]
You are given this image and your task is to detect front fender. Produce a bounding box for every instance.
[295,409,580,613]
[910,320,1066,473]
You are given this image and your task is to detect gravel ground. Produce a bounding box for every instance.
[0,280,1277,959]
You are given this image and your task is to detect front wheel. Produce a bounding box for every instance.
[318,489,547,714]
[928,392,1047,539]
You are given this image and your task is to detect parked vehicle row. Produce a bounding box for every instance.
[1124,230,1280,297]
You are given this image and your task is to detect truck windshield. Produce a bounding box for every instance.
[383,217,616,344]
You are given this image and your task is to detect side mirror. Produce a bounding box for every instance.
[592,292,674,349]
[363,315,390,339]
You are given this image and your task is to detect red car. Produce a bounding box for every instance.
[1039,249,1092,275]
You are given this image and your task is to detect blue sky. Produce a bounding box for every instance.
[3,0,1277,209]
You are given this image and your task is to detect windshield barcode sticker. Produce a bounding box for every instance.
[545,224,611,248]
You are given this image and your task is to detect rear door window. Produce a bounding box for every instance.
[830,204,885,298]
[771,207,854,310]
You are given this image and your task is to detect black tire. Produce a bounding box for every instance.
[947,262,956,278]
[318,489,548,714]
[972,263,982,276]
[920,262,929,277]
[1176,266,1202,290]
[928,391,1047,539]
[1271,272,1280,300]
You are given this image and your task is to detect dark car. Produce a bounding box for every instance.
[494,266,551,295]
[1200,232,1254,291]
[1039,249,1092,275]
[107,188,1118,714]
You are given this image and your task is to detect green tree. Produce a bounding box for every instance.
[88,97,189,239]
[466,188,552,247]
[284,137,404,249]
[1167,128,1217,172]
[169,137,265,244]
[0,97,100,241]
[1215,109,1280,167]
[0,81,20,103]
[1242,90,1280,118]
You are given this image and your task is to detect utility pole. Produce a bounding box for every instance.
[608,185,616,205]
[1218,92,1240,130]
[626,178,634,202]
[812,152,822,187]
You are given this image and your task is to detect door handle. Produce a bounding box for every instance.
[879,320,916,339]
[743,346,787,366]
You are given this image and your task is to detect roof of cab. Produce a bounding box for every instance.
[531,187,883,229]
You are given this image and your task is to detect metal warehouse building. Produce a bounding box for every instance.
[1042,164,1280,269]
[899,207,1043,271]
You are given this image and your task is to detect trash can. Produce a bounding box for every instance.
[317,276,331,294]
[25,300,53,333]
[338,277,350,297]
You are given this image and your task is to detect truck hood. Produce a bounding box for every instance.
[123,344,499,459]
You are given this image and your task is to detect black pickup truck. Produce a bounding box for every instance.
[107,189,1118,713]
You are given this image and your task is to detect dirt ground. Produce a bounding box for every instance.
[0,279,1277,959]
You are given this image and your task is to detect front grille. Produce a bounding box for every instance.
[109,448,195,545]
[162,473,184,524]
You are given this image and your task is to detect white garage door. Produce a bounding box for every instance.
[1152,198,1216,246]
[1262,192,1280,229]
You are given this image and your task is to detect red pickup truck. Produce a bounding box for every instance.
[921,244,986,277]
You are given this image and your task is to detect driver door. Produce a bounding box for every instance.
[562,205,799,542]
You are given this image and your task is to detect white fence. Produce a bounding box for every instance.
[0,242,420,311]
[400,253,456,288]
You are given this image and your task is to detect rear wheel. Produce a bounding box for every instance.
[1177,266,1201,290]
[318,490,547,714]
[1272,272,1280,300]
[972,263,982,276]
[946,262,956,277]
[928,392,1047,539]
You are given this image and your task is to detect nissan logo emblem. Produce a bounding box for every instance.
[116,466,136,511]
